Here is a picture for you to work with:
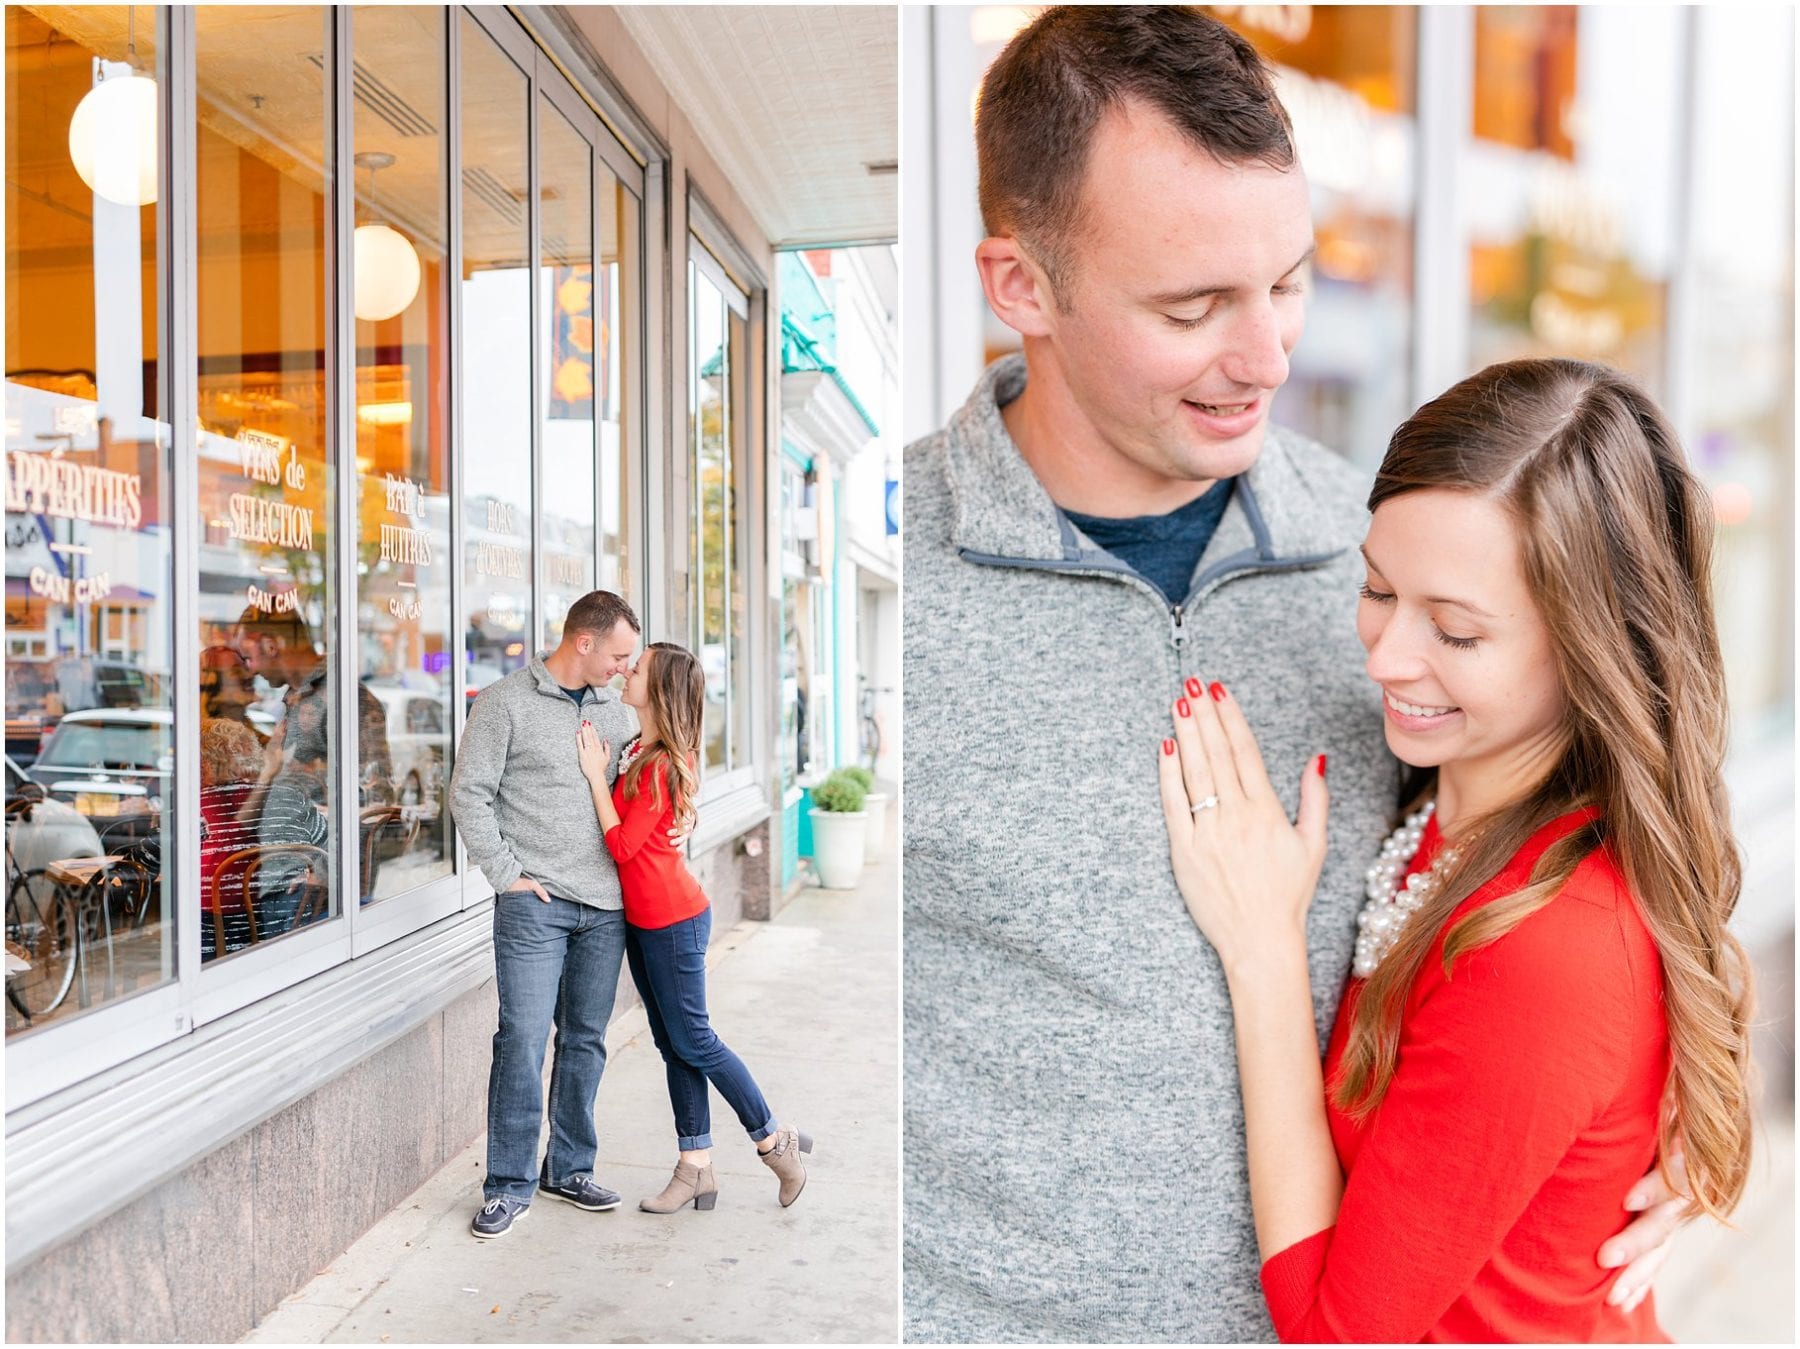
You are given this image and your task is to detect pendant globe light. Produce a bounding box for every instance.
[67,9,157,207]
[352,151,422,322]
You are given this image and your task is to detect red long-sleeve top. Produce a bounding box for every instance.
[1259,808,1671,1343]
[603,755,707,930]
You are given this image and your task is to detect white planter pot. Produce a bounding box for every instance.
[809,808,867,890]
[861,792,889,861]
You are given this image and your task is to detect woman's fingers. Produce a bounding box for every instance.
[1157,737,1193,845]
[1185,681,1241,803]
[1296,754,1329,871]
[1171,694,1214,808]
[1210,683,1276,803]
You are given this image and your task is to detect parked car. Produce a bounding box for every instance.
[25,709,173,817]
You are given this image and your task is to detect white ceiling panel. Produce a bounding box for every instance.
[605,5,897,249]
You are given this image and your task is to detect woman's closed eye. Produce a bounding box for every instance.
[1359,582,1481,650]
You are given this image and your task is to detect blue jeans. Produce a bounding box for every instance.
[485,892,626,1201]
[626,905,775,1151]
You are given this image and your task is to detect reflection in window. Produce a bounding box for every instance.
[726,302,751,769]
[460,14,532,702]
[5,5,176,1033]
[540,99,595,650]
[354,5,452,902]
[691,261,729,772]
[1203,5,1418,466]
[1466,6,1681,393]
[1688,7,1795,727]
[599,182,638,605]
[194,6,337,963]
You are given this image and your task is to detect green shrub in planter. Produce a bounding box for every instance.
[840,765,875,792]
[811,772,867,814]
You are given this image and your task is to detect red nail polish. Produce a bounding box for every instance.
[1162,738,1175,756]
[1209,682,1225,702]
[1176,698,1191,718]
[1317,754,1328,777]
[1185,676,1203,698]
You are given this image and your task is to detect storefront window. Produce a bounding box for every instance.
[778,460,813,794]
[690,252,752,777]
[539,98,595,649]
[599,183,637,604]
[460,15,532,700]
[1687,7,1795,728]
[1204,5,1418,464]
[1466,6,1682,394]
[6,5,176,1032]
[193,6,337,964]
[353,5,452,902]
[726,297,752,770]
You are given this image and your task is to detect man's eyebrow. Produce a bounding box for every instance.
[1144,244,1317,307]
[1359,545,1499,619]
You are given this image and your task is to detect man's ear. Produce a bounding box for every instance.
[976,235,1057,340]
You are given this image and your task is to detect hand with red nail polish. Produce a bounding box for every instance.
[1157,668,1332,972]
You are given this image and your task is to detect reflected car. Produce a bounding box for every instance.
[25,709,174,816]
[364,683,449,810]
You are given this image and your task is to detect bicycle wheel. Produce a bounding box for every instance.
[6,876,79,1022]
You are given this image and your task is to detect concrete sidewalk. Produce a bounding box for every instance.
[247,826,898,1345]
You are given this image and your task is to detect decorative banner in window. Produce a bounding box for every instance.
[6,449,143,528]
[226,429,317,550]
[549,264,595,418]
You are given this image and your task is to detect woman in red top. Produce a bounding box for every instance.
[1158,360,1753,1342]
[575,641,813,1214]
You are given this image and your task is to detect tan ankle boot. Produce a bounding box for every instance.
[758,1127,813,1207]
[639,1159,718,1213]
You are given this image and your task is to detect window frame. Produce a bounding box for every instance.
[5,2,651,1108]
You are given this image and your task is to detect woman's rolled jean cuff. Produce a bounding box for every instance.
[678,1130,715,1151]
[748,1117,777,1144]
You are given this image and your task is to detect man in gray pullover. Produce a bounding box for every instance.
[904,9,1682,1340]
[450,590,642,1239]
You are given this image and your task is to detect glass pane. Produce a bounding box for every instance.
[1688,8,1795,726]
[1466,6,1682,394]
[194,6,337,964]
[727,303,750,771]
[539,99,594,652]
[353,4,451,902]
[692,263,727,773]
[599,180,637,603]
[6,5,176,1032]
[1204,5,1419,467]
[460,15,532,707]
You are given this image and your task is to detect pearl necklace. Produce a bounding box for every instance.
[1352,801,1459,978]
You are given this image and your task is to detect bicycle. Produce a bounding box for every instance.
[5,857,79,1027]
[858,681,893,774]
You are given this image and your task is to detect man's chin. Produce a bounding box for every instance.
[1170,420,1268,482]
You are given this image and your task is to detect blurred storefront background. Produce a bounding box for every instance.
[901,5,1794,1339]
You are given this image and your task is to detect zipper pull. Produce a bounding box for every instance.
[1169,604,1187,648]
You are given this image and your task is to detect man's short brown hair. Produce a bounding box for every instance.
[977,7,1296,297]
[563,589,640,641]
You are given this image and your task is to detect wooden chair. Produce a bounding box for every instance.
[209,844,329,950]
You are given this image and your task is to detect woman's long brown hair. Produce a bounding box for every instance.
[622,642,703,832]
[1333,358,1754,1221]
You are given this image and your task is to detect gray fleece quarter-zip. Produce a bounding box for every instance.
[449,651,637,907]
[903,355,1399,1344]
